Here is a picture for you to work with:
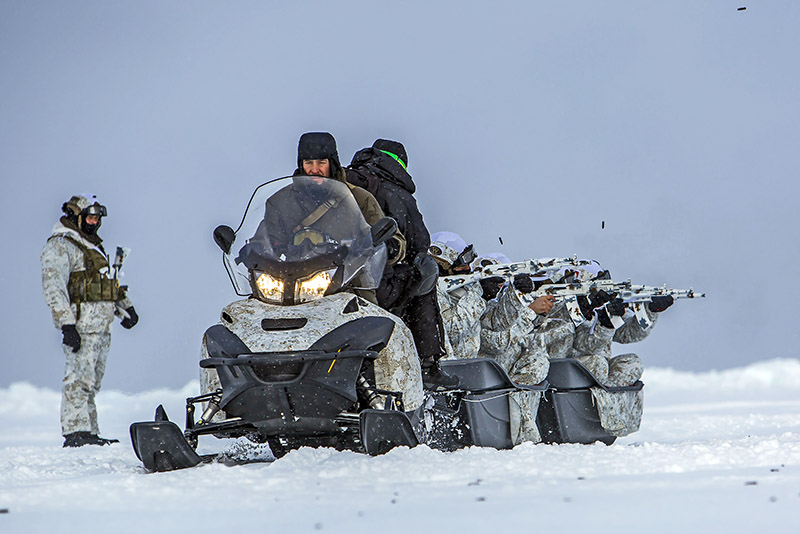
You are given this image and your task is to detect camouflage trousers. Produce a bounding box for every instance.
[508,390,542,445]
[60,331,110,435]
[590,387,643,437]
[573,352,643,387]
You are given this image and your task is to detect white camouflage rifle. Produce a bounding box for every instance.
[112,246,131,320]
[615,284,705,329]
[442,256,606,292]
[441,259,704,329]
[511,279,704,329]
[480,255,607,282]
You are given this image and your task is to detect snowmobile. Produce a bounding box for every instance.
[129,176,547,472]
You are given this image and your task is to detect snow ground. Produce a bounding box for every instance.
[1,360,799,534]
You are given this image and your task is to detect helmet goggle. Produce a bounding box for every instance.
[451,244,476,270]
[82,204,107,217]
[293,228,326,246]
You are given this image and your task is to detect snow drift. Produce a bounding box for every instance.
[1,359,799,533]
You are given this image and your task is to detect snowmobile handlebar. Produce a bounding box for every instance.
[199,349,379,368]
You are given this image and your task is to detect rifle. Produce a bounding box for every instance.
[441,268,704,329]
[481,256,607,282]
[441,256,605,293]
[615,285,705,329]
[112,246,131,319]
[519,280,704,328]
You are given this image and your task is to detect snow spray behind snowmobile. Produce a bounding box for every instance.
[130,176,540,472]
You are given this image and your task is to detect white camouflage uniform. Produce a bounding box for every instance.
[568,307,658,387]
[563,306,659,437]
[436,279,485,361]
[41,220,133,436]
[437,275,563,445]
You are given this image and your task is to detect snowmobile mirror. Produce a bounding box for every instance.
[371,217,398,247]
[213,225,236,254]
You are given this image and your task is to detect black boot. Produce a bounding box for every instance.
[94,435,120,446]
[63,432,119,447]
[421,359,460,391]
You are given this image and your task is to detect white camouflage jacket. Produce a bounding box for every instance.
[569,307,658,361]
[437,279,486,360]
[41,222,133,333]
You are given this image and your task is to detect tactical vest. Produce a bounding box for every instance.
[52,235,126,304]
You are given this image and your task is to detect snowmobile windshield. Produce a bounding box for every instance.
[222,176,387,300]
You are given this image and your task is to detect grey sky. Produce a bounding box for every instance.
[2,1,798,392]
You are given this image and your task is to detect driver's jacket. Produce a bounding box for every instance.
[286,168,406,263]
[264,183,370,248]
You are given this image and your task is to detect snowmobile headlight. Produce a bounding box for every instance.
[295,269,335,303]
[255,271,284,303]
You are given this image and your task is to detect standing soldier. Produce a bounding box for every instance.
[41,194,138,447]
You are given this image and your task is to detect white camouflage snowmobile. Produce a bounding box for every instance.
[130,176,544,472]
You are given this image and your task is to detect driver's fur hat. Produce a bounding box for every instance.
[297,132,341,175]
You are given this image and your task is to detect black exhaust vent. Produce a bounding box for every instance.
[261,318,308,331]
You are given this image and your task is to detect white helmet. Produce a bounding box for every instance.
[429,231,476,273]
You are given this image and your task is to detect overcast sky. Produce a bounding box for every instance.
[2,1,798,392]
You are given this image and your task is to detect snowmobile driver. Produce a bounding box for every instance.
[347,140,459,390]
[41,195,138,447]
[275,132,407,304]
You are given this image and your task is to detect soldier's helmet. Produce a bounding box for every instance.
[429,231,476,274]
[62,194,107,234]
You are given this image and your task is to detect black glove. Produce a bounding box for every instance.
[61,324,81,352]
[649,295,674,313]
[386,237,401,262]
[606,297,627,317]
[479,276,505,300]
[120,306,138,329]
[577,295,594,320]
[596,297,626,329]
[589,290,614,308]
[410,254,438,297]
[512,273,534,294]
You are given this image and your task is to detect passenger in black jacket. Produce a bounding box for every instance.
[347,139,458,389]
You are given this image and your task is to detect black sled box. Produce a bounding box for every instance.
[430,359,547,450]
[536,358,643,445]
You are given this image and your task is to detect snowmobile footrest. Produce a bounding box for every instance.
[130,421,202,472]
[359,410,418,456]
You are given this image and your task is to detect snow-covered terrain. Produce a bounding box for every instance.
[2,360,799,533]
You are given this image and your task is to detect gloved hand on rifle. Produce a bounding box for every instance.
[479,276,505,300]
[579,290,626,328]
[512,273,534,294]
[649,295,674,313]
